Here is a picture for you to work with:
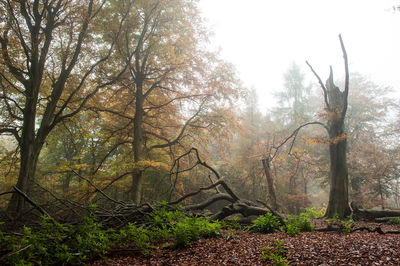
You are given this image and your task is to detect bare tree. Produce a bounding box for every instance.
[306,34,351,218]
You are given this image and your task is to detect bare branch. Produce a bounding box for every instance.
[144,94,212,111]
[272,121,328,159]
[70,169,125,205]
[168,180,233,206]
[172,147,241,201]
[306,60,331,110]
[0,127,21,144]
[92,140,131,176]
[101,171,138,192]
[149,99,207,149]
[339,34,349,120]
[13,186,51,218]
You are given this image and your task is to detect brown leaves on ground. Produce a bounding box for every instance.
[92,220,400,265]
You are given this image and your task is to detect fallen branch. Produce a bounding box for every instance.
[169,179,232,206]
[70,169,125,206]
[13,186,52,218]
[168,148,283,222]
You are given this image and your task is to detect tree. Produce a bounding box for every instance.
[0,0,127,215]
[271,63,317,213]
[94,0,241,203]
[272,62,313,126]
[344,74,399,208]
[306,35,351,218]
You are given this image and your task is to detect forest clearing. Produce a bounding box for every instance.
[1,0,400,265]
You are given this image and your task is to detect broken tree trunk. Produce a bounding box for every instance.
[262,158,278,211]
[351,202,400,222]
[306,34,351,219]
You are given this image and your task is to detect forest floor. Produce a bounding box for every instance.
[92,219,400,265]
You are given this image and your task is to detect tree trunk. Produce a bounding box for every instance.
[301,167,308,194]
[7,86,40,214]
[7,151,37,214]
[262,158,278,211]
[325,122,351,218]
[131,171,144,204]
[131,79,145,204]
[324,66,351,218]
[62,173,73,194]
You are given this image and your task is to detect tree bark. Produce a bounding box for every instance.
[325,116,351,218]
[131,79,145,204]
[262,158,278,211]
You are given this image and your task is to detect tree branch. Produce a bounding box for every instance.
[272,121,328,159]
[0,127,21,144]
[70,169,125,205]
[339,34,349,120]
[13,186,51,218]
[150,99,207,149]
[306,60,331,110]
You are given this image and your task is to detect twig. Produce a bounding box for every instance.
[0,244,32,261]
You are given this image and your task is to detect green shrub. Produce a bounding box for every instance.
[281,214,315,236]
[173,217,221,248]
[220,216,242,230]
[284,223,301,236]
[113,223,153,256]
[388,217,400,225]
[326,215,354,234]
[300,206,326,219]
[0,215,108,265]
[0,208,224,264]
[251,213,281,233]
[340,218,354,234]
[71,214,111,260]
[260,238,289,266]
[148,225,171,242]
[150,205,185,228]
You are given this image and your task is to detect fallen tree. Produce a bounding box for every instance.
[351,202,400,222]
[168,147,283,223]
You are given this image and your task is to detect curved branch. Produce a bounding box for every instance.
[272,121,328,159]
[0,127,21,144]
[306,60,330,110]
[169,179,234,206]
[339,34,349,120]
[150,99,207,149]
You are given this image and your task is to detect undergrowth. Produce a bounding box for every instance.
[0,205,222,265]
[0,206,330,264]
[250,213,281,233]
[326,215,354,234]
[388,217,400,225]
[260,238,289,266]
[251,210,315,236]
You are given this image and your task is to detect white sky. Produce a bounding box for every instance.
[198,0,400,111]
